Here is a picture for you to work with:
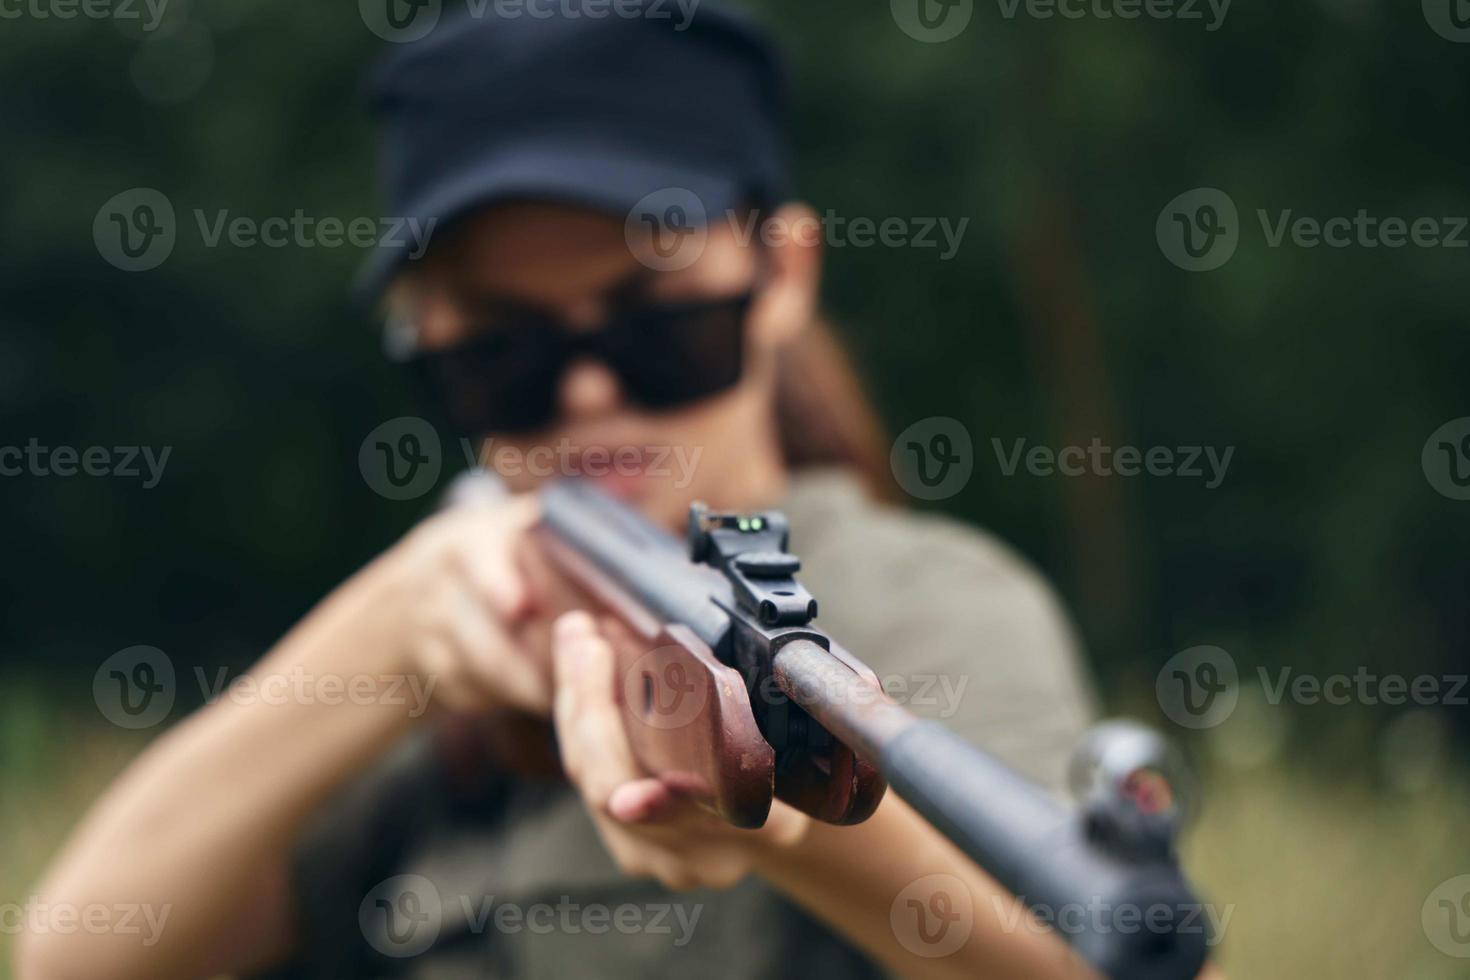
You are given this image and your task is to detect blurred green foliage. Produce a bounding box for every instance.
[0,0,1466,766]
[2,4,1469,977]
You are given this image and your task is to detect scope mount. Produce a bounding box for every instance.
[687,502,818,627]
[687,502,839,761]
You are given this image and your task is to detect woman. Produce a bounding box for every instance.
[19,6,1104,978]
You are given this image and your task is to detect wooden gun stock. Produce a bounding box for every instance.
[533,525,885,828]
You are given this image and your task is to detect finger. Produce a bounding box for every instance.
[607,778,679,824]
[453,498,541,621]
[446,581,550,714]
[552,613,644,805]
[456,540,533,623]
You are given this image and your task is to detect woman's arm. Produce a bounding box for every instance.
[15,498,547,980]
[757,793,1094,979]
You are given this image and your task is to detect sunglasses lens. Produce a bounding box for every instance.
[601,298,747,410]
[401,295,750,436]
[410,330,562,435]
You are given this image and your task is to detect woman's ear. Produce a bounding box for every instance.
[747,202,823,352]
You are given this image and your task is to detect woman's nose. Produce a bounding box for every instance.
[557,358,624,421]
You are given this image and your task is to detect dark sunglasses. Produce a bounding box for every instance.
[389,292,754,436]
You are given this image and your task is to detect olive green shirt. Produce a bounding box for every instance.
[268,469,1097,979]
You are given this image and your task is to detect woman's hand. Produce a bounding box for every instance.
[550,611,810,891]
[381,495,554,718]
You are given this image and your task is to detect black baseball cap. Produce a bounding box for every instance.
[355,1,793,303]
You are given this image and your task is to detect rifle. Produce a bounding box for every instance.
[454,472,1211,979]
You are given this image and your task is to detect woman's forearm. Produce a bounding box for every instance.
[753,792,1094,980]
[17,555,425,980]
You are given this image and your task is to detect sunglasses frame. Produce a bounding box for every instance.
[384,288,761,435]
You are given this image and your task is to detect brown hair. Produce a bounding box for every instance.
[773,317,899,503]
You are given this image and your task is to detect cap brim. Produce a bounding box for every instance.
[353,141,744,307]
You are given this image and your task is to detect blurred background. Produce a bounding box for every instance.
[2,0,1468,976]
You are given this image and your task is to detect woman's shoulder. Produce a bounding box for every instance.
[780,467,1075,625]
[780,468,1099,792]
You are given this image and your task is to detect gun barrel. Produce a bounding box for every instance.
[771,639,1209,980]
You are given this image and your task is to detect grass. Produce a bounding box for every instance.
[1,678,1465,978]
[1184,762,1468,978]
